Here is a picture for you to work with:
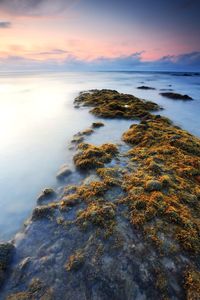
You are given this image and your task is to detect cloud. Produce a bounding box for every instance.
[156,52,200,70]
[0,51,199,72]
[0,21,11,28]
[0,0,77,16]
[36,49,70,55]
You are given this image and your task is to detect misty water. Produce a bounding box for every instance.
[0,71,199,241]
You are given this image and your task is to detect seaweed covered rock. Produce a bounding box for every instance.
[2,90,200,300]
[122,115,200,255]
[0,243,14,287]
[73,143,118,170]
[74,89,160,119]
[37,188,56,204]
[32,205,56,221]
[76,201,116,232]
[159,92,193,100]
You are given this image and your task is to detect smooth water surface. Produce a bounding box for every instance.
[0,71,199,240]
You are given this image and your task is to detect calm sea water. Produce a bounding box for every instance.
[0,71,199,240]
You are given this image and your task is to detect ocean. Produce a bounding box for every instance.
[0,71,199,240]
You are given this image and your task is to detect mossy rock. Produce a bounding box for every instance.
[73,143,118,170]
[37,188,56,204]
[32,205,55,221]
[92,122,105,128]
[145,180,162,192]
[74,89,160,120]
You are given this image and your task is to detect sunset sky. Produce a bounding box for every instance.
[0,0,199,71]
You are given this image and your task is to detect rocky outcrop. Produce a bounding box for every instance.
[159,92,193,100]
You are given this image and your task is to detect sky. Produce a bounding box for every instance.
[0,0,199,71]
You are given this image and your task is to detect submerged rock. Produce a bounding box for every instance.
[56,164,72,180]
[92,122,105,128]
[37,188,56,204]
[81,128,94,136]
[159,92,193,100]
[137,86,156,90]
[71,135,84,144]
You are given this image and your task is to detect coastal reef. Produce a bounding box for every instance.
[74,89,160,119]
[0,243,14,288]
[1,89,200,300]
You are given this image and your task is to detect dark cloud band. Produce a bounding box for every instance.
[0,21,11,28]
[0,0,75,16]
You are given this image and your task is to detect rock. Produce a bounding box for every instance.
[37,188,56,204]
[81,128,94,136]
[73,143,118,170]
[71,136,84,144]
[159,88,173,91]
[92,122,105,128]
[0,243,14,287]
[62,185,77,196]
[159,92,193,100]
[74,89,160,119]
[56,164,72,180]
[32,205,55,221]
[137,86,156,90]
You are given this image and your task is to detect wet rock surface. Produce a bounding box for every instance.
[1,89,200,300]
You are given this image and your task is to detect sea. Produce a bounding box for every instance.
[0,71,199,240]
